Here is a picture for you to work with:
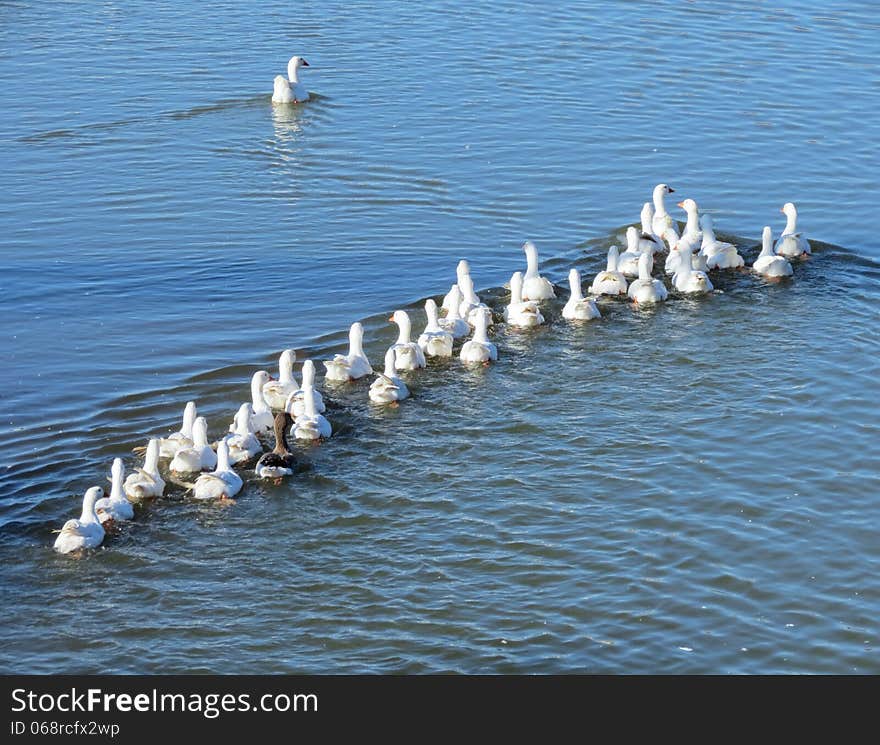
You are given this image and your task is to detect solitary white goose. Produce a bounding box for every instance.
[417,299,454,357]
[504,271,545,328]
[324,322,373,381]
[225,403,262,465]
[441,260,471,314]
[754,226,794,278]
[700,215,744,269]
[460,307,498,364]
[628,252,668,305]
[291,379,332,440]
[369,348,410,404]
[158,401,197,458]
[521,241,556,300]
[652,183,680,245]
[288,360,326,417]
[95,458,134,525]
[588,246,628,296]
[262,349,298,410]
[437,285,471,339]
[457,273,491,325]
[272,56,310,103]
[124,438,165,500]
[170,416,217,474]
[54,487,105,554]
[775,202,811,257]
[562,268,601,320]
[617,227,645,278]
[639,202,666,254]
[255,412,296,480]
[388,310,427,370]
[193,440,243,501]
[672,245,714,294]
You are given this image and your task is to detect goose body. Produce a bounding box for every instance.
[672,246,714,294]
[417,299,455,357]
[54,487,105,553]
[460,308,498,364]
[588,246,628,296]
[193,440,243,500]
[700,214,744,269]
[639,202,666,254]
[170,416,216,474]
[617,226,646,278]
[562,268,601,320]
[504,271,545,328]
[95,458,134,524]
[775,202,811,257]
[369,348,410,404]
[158,401,197,458]
[124,439,165,500]
[388,310,427,370]
[291,375,332,440]
[262,349,298,410]
[255,412,296,479]
[323,322,372,381]
[272,56,310,103]
[652,183,680,245]
[754,226,794,278]
[437,286,471,339]
[225,403,263,464]
[288,360,326,417]
[521,241,556,300]
[628,252,668,305]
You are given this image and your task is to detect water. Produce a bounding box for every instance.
[1,0,879,673]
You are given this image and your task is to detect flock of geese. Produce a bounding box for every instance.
[52,59,812,554]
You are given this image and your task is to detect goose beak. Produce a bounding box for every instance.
[667,187,675,193]
[301,59,310,67]
[677,201,685,209]
[779,207,785,213]
[388,315,394,323]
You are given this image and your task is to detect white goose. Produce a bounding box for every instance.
[639,202,666,254]
[677,198,703,252]
[652,183,680,245]
[54,487,105,554]
[754,226,794,278]
[124,438,165,500]
[457,273,491,325]
[588,246,628,296]
[95,458,134,525]
[417,299,454,357]
[617,226,645,278]
[700,215,744,269]
[193,440,243,501]
[262,349,298,410]
[248,371,275,435]
[504,271,545,328]
[288,360,326,417]
[775,202,811,257]
[562,268,601,320]
[272,56,310,104]
[291,378,332,440]
[672,245,714,294]
[388,310,427,371]
[628,252,668,305]
[170,416,217,474]
[437,285,471,339]
[158,401,197,458]
[521,241,556,300]
[441,260,471,314]
[460,307,498,364]
[323,322,373,381]
[225,403,262,465]
[369,348,410,404]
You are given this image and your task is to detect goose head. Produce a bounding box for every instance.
[81,486,104,523]
[389,310,412,343]
[300,359,316,390]
[287,56,310,81]
[626,226,640,252]
[781,202,797,218]
[424,299,441,330]
[251,371,272,407]
[456,259,471,283]
[278,349,296,384]
[653,183,674,209]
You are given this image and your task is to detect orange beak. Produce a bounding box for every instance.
[388,315,394,323]
[677,201,685,208]
[779,208,785,213]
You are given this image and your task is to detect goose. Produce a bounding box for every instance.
[262,349,298,410]
[124,438,165,500]
[369,348,410,404]
[437,285,471,339]
[291,379,332,440]
[323,322,373,381]
[388,310,426,370]
[170,416,216,474]
[255,412,296,481]
[639,202,666,254]
[617,226,645,278]
[457,273,491,325]
[664,239,691,275]
[54,487,105,554]
[677,198,703,252]
[652,184,680,245]
[700,215,744,269]
[95,458,134,525]
[288,360,326,417]
[225,403,263,465]
[248,371,275,435]
[588,246,628,296]
[504,271,545,328]
[460,307,498,364]
[193,440,243,501]
[775,202,811,257]
[521,241,556,300]
[754,226,794,278]
[441,260,471,314]
[417,299,455,357]
[158,401,197,458]
[562,268,601,320]
[628,252,668,305]
[272,56,310,103]
[672,245,714,294]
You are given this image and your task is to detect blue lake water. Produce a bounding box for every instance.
[1,0,879,673]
